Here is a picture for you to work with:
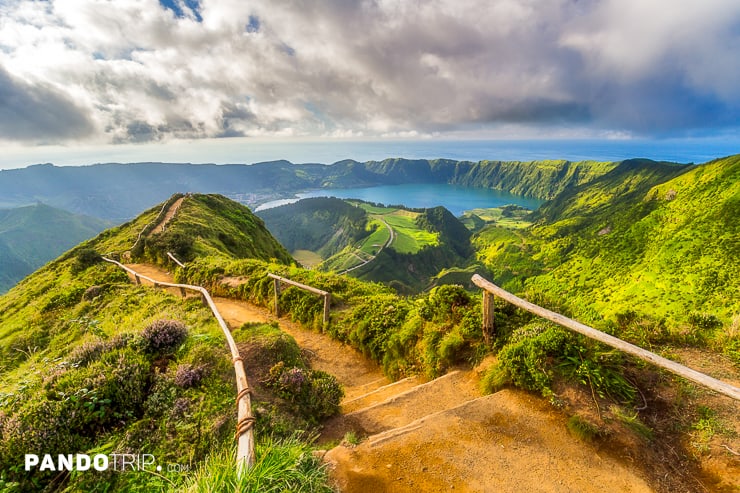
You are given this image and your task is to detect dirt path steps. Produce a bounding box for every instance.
[326,390,654,493]
[122,262,656,493]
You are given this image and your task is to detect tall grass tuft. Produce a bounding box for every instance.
[175,436,333,493]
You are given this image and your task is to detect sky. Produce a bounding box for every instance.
[0,0,739,169]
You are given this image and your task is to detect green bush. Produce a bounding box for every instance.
[67,334,131,366]
[482,321,636,404]
[264,362,344,422]
[41,285,86,312]
[492,322,571,396]
[72,248,102,273]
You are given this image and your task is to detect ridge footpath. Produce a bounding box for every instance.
[123,263,654,492]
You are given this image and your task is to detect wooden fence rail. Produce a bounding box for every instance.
[167,251,186,268]
[103,257,257,470]
[267,273,331,325]
[471,274,740,401]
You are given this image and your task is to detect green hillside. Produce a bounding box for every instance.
[134,194,295,266]
[0,195,330,492]
[0,204,111,293]
[475,155,740,347]
[1,155,738,491]
[257,198,481,293]
[257,197,368,259]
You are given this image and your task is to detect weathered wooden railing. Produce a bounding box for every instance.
[472,274,740,401]
[167,251,186,268]
[103,258,257,470]
[267,273,331,325]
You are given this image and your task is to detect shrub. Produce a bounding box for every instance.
[420,285,472,323]
[68,334,131,366]
[492,322,572,396]
[41,286,86,312]
[72,248,102,273]
[141,319,188,355]
[278,287,324,326]
[174,363,206,388]
[144,376,179,417]
[264,362,344,422]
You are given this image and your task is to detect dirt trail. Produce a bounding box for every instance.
[121,263,684,493]
[125,264,387,396]
[152,196,185,234]
[326,390,654,493]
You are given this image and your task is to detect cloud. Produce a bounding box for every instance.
[0,67,95,141]
[0,0,738,145]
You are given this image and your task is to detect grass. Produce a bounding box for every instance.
[293,250,323,268]
[353,202,439,254]
[358,218,391,256]
[382,211,439,254]
[462,207,533,231]
[342,431,361,446]
[173,437,332,493]
[567,415,603,442]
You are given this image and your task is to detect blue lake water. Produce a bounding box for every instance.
[259,184,543,216]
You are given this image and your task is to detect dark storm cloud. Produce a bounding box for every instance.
[0,67,95,141]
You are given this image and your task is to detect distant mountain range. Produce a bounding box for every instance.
[0,158,631,221]
[0,204,111,292]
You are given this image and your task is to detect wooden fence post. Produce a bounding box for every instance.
[323,293,331,325]
[273,278,281,317]
[267,273,331,326]
[482,291,495,344]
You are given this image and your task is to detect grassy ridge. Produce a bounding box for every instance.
[137,194,294,266]
[0,195,333,492]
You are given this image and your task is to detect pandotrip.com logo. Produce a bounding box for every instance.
[24,453,190,473]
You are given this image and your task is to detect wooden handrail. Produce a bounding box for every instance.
[267,273,331,324]
[472,274,740,401]
[103,258,256,470]
[167,252,186,268]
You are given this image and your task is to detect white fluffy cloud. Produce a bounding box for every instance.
[0,0,738,144]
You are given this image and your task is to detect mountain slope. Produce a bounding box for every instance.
[135,194,295,266]
[0,203,111,292]
[475,155,739,324]
[257,198,479,293]
[0,194,314,492]
[257,197,368,258]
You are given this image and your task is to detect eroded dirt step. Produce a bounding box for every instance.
[343,377,392,403]
[276,318,387,393]
[324,389,653,493]
[321,370,481,443]
[341,376,426,414]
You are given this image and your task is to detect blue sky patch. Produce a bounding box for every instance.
[246,15,260,33]
[158,0,202,22]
